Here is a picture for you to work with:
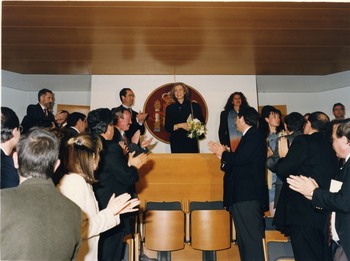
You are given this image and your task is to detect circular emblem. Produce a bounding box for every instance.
[143,83,208,144]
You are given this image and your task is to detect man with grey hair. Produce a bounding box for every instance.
[1,128,82,260]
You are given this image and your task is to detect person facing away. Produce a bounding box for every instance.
[21,88,58,133]
[274,111,339,261]
[333,103,346,120]
[87,108,148,261]
[57,133,140,261]
[164,82,205,153]
[208,106,268,261]
[287,118,350,261]
[1,107,21,189]
[0,127,82,260]
[266,112,304,209]
[116,88,148,143]
[218,91,249,152]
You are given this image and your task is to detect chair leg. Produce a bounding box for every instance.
[202,250,216,261]
[158,251,171,261]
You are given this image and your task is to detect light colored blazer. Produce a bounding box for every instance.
[58,173,120,261]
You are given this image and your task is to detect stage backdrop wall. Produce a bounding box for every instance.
[91,75,258,153]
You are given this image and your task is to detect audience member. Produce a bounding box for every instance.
[274,111,338,261]
[87,108,148,261]
[111,107,152,157]
[259,105,284,216]
[165,82,205,153]
[52,112,87,185]
[267,112,304,208]
[0,128,82,260]
[116,88,148,143]
[333,103,346,120]
[55,110,69,128]
[21,88,57,133]
[58,133,140,260]
[208,106,268,261]
[64,112,87,139]
[218,92,249,152]
[1,107,21,189]
[287,118,350,261]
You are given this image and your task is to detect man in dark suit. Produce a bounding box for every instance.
[115,88,148,142]
[111,107,152,157]
[209,106,268,261]
[64,112,87,139]
[88,108,148,261]
[274,111,338,261]
[52,112,87,185]
[21,88,57,133]
[1,128,82,260]
[287,118,350,261]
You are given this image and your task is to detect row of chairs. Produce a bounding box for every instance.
[125,201,294,261]
[141,201,231,261]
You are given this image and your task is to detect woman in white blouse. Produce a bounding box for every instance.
[58,134,140,261]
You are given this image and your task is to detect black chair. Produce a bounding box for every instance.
[263,216,294,261]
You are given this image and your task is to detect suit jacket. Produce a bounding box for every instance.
[1,178,82,260]
[116,105,145,142]
[21,103,57,133]
[312,159,350,259]
[112,127,148,156]
[221,127,268,209]
[274,132,338,232]
[218,110,230,147]
[93,137,139,209]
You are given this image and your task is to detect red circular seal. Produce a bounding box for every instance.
[143,83,208,144]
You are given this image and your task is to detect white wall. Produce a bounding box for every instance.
[257,86,350,119]
[1,86,91,121]
[91,75,258,153]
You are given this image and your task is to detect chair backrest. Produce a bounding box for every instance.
[189,201,231,251]
[191,209,231,251]
[144,201,185,252]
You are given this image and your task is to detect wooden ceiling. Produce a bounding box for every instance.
[2,1,350,76]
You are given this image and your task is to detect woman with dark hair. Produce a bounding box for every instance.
[218,92,249,152]
[58,133,140,261]
[164,82,205,153]
[1,107,21,188]
[259,105,285,216]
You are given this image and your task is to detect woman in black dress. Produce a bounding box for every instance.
[164,82,205,153]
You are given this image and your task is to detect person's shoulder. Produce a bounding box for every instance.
[60,173,85,183]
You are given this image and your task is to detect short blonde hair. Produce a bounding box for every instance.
[170,82,191,100]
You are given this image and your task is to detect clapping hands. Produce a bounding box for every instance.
[107,193,141,215]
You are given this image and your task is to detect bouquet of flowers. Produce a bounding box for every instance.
[187,118,206,139]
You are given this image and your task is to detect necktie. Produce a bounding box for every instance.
[43,109,48,117]
[122,133,129,145]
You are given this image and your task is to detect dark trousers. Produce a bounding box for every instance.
[289,224,328,261]
[98,225,124,261]
[229,200,265,261]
